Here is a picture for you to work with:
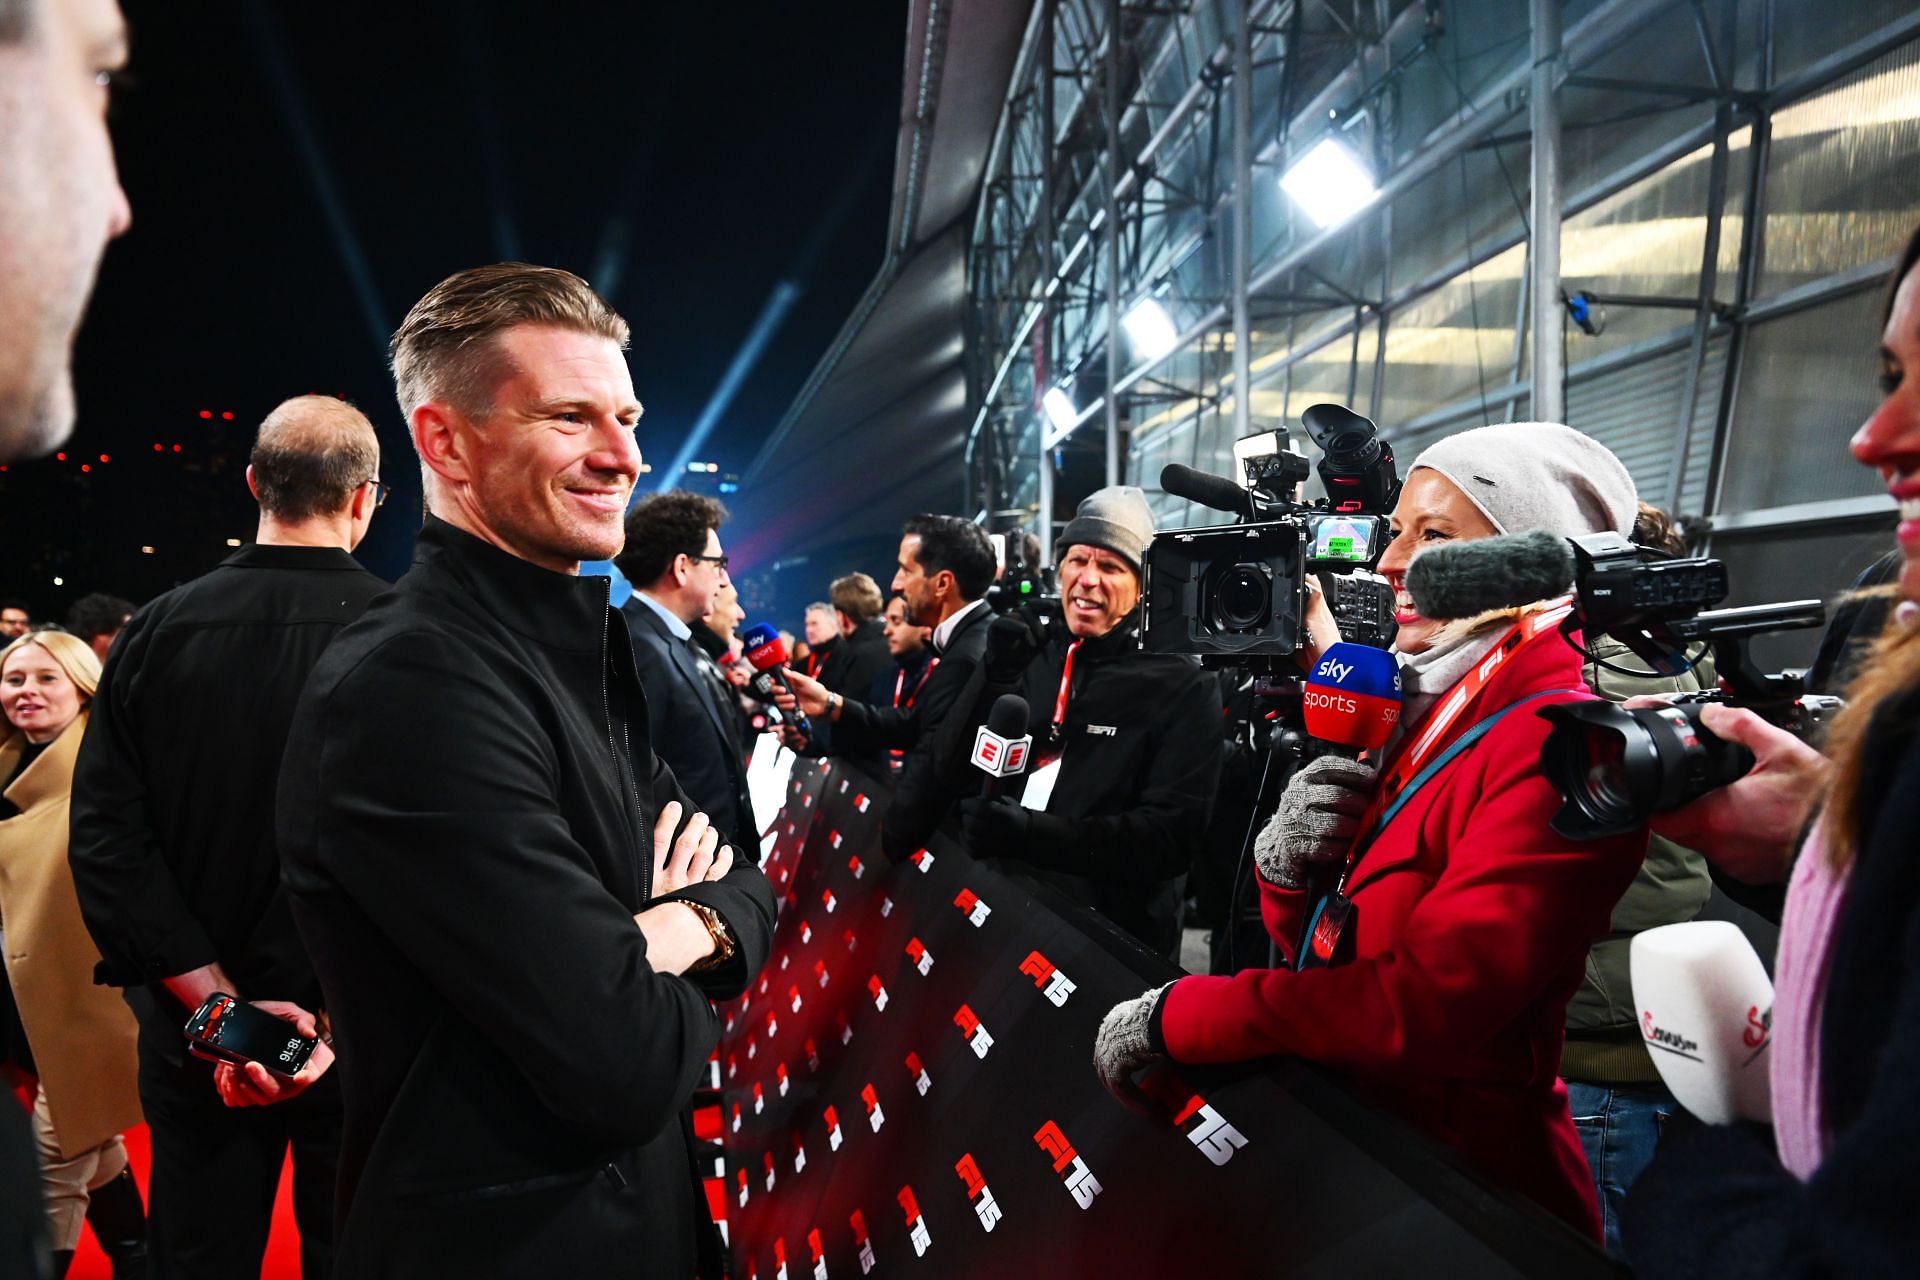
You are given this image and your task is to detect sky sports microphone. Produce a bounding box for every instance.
[740,623,813,739]
[970,694,1033,800]
[1303,642,1401,752]
[1630,921,1773,1125]
[1404,529,1576,622]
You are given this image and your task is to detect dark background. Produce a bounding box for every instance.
[0,1,904,622]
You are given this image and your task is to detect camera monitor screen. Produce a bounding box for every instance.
[1306,513,1377,564]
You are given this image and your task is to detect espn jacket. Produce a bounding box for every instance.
[277,518,774,1279]
[1157,624,1646,1239]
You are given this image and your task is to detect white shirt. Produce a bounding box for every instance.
[932,598,989,654]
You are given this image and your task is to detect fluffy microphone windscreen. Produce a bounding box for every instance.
[1405,529,1575,621]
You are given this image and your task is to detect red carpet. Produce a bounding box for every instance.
[69,1122,306,1280]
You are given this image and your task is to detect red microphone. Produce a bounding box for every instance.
[741,623,813,739]
[1302,642,1401,752]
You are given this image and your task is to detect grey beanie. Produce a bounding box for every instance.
[1411,422,1637,539]
[1058,484,1156,574]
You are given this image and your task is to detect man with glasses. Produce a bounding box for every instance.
[69,394,387,1278]
[615,489,757,853]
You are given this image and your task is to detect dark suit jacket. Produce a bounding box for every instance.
[621,596,756,850]
[278,519,774,1279]
[831,602,993,860]
[822,619,888,701]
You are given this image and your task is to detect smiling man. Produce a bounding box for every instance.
[274,264,774,1278]
[947,487,1222,957]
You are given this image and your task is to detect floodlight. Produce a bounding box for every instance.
[1280,138,1379,230]
[1042,386,1078,432]
[1122,298,1180,361]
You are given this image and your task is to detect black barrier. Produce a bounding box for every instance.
[720,756,1622,1278]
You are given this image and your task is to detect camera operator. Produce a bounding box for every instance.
[1621,226,1920,1277]
[775,514,996,859]
[1094,425,1648,1239]
[948,486,1221,960]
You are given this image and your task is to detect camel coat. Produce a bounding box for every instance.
[0,714,141,1157]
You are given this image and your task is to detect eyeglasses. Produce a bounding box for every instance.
[365,478,390,510]
[689,553,730,571]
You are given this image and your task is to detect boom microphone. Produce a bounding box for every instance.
[740,623,813,739]
[1630,921,1773,1125]
[970,694,1033,800]
[1302,642,1401,752]
[1405,529,1575,622]
[1160,463,1253,520]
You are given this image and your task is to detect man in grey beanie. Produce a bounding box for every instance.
[939,486,1222,957]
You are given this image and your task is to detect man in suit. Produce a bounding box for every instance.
[616,490,756,851]
[276,263,774,1278]
[776,514,997,859]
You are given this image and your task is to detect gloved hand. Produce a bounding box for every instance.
[1093,983,1174,1111]
[1254,754,1376,890]
[959,796,1077,866]
[984,607,1047,683]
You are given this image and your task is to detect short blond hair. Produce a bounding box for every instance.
[1,628,103,722]
[830,573,885,626]
[389,262,629,423]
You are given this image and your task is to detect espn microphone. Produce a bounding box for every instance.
[1630,921,1773,1125]
[1302,642,1402,752]
[970,694,1033,800]
[740,623,813,739]
[1405,529,1576,622]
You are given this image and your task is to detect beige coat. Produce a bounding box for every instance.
[0,714,141,1157]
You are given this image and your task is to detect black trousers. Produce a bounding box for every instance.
[137,1025,342,1280]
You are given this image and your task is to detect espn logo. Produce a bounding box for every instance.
[1018,950,1077,1007]
[954,1152,1003,1232]
[1035,1120,1102,1209]
[905,937,933,976]
[954,888,991,927]
[953,1004,994,1059]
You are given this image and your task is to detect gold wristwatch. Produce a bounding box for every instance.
[683,900,737,973]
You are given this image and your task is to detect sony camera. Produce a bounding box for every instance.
[1140,403,1401,662]
[1538,531,1838,839]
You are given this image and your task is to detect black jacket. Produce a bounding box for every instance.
[832,601,993,860]
[1623,681,1920,1276]
[620,596,756,851]
[946,613,1221,955]
[277,519,774,1279]
[70,544,387,1037]
[822,618,888,700]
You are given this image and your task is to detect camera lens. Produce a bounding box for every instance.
[1538,701,1757,839]
[1214,563,1272,631]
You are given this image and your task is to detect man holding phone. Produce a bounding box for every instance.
[276,264,774,1278]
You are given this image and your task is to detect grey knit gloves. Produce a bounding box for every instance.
[1253,755,1377,890]
[1093,982,1174,1108]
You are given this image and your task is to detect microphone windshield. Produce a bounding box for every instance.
[986,693,1030,739]
[1405,530,1574,622]
[1303,643,1401,750]
[1630,921,1773,1125]
[1160,463,1252,519]
[740,623,789,672]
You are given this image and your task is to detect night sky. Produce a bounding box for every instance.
[0,1,904,620]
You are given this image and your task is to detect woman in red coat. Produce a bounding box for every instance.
[1094,422,1650,1239]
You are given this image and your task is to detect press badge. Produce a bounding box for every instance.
[1019,755,1062,811]
[1297,892,1356,970]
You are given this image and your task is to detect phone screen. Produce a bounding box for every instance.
[183,994,317,1077]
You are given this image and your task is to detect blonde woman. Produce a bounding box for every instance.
[0,631,145,1276]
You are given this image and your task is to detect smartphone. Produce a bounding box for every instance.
[182,993,317,1078]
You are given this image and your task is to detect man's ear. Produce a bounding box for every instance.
[412,402,474,488]
[245,465,261,502]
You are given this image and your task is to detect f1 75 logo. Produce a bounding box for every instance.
[1018,950,1077,1006]
[906,937,933,976]
[1175,1095,1249,1167]
[861,1082,885,1132]
[753,1082,765,1114]
[909,848,935,874]
[954,1153,1003,1232]
[821,889,837,913]
[776,1062,790,1096]
[897,1185,932,1257]
[807,1227,828,1280]
[763,1151,777,1191]
[849,1210,875,1274]
[847,854,864,878]
[824,1105,844,1151]
[953,1004,994,1058]
[905,1050,931,1095]
[954,888,991,927]
[792,1131,807,1173]
[1034,1120,1102,1209]
[868,975,889,1012]
[790,985,804,1014]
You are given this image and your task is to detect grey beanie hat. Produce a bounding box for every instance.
[1411,422,1638,539]
[1058,484,1156,574]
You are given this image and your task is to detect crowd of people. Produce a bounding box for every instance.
[1,0,1918,1276]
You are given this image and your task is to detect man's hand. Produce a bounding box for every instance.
[650,801,734,897]
[773,668,830,719]
[984,608,1046,683]
[1642,702,1828,885]
[1255,755,1375,889]
[161,962,239,1014]
[212,1001,334,1108]
[959,796,1030,857]
[633,902,716,976]
[1295,577,1342,672]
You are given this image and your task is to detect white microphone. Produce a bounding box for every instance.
[1629,921,1774,1125]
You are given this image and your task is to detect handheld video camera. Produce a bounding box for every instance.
[985,528,1059,615]
[1538,532,1839,839]
[1140,404,1402,663]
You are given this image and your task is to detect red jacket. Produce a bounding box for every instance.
[1159,626,1646,1239]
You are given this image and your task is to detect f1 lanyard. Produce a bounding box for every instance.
[1336,602,1573,894]
[894,656,938,710]
[1050,639,1085,744]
